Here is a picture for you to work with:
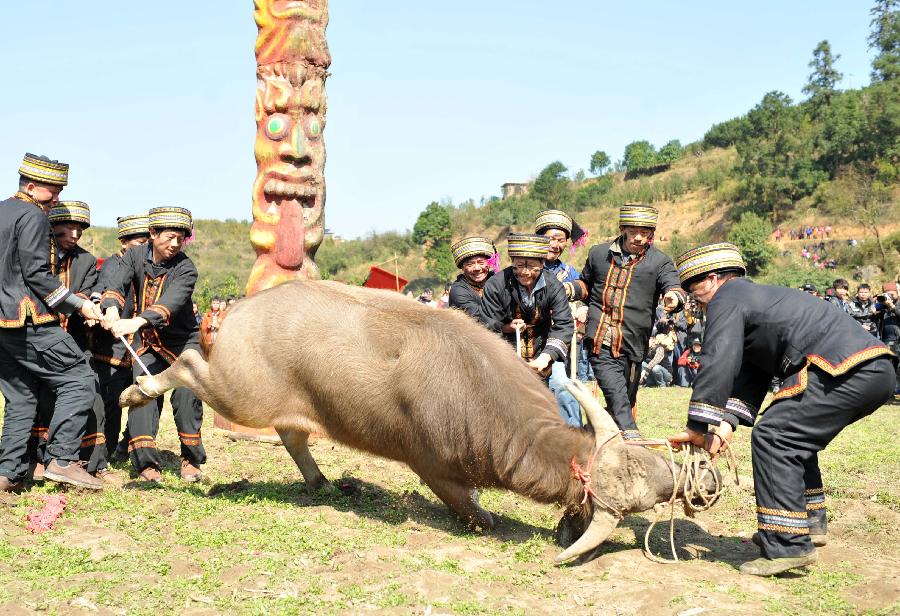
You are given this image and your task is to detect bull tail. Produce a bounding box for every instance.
[119,348,216,409]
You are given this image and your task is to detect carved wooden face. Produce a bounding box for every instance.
[251,64,326,271]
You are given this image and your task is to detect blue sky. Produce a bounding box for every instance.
[1,2,877,239]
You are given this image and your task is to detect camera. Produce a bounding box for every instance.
[876,294,888,302]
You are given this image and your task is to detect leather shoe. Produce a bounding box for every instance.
[740,550,817,576]
[180,458,202,482]
[0,475,24,493]
[94,468,125,488]
[138,467,163,483]
[44,460,103,490]
[29,461,45,482]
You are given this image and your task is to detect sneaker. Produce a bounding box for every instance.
[739,550,817,576]
[0,475,24,493]
[752,531,827,548]
[138,467,163,483]
[180,458,203,483]
[44,460,103,490]
[93,468,124,488]
[29,461,45,482]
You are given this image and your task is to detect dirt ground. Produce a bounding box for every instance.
[0,388,897,615]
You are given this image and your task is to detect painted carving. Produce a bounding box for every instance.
[247,0,330,294]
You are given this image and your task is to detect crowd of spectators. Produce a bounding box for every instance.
[772,224,833,242]
[633,277,900,394]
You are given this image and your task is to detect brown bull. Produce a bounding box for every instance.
[121,280,716,562]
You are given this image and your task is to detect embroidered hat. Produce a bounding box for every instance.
[48,201,90,228]
[451,236,496,267]
[18,153,69,186]
[675,242,746,289]
[619,203,658,228]
[116,213,150,239]
[534,209,589,247]
[507,233,550,259]
[148,206,193,237]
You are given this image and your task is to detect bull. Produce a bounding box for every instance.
[120,281,716,562]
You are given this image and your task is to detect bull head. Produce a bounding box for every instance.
[555,380,625,563]
[554,380,722,564]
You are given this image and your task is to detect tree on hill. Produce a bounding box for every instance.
[622,140,657,174]
[657,140,683,165]
[703,116,749,148]
[413,202,456,281]
[413,202,452,245]
[589,150,611,175]
[803,40,842,113]
[869,0,900,82]
[734,91,827,221]
[532,161,573,210]
[727,212,776,275]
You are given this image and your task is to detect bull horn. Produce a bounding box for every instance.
[555,507,620,564]
[564,380,620,435]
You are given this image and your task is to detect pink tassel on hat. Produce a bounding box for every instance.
[184,227,196,247]
[570,229,590,256]
[487,252,500,273]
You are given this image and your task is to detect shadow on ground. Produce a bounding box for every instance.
[203,474,553,545]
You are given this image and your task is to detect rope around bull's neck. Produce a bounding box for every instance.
[626,433,739,564]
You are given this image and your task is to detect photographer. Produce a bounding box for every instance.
[417,288,438,308]
[676,336,702,387]
[875,283,900,392]
[850,284,879,338]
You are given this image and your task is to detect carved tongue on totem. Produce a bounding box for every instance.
[274,199,305,269]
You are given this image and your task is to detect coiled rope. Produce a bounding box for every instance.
[626,431,739,564]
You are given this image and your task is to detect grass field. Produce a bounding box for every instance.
[0,388,897,615]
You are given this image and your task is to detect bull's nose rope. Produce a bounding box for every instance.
[570,430,626,518]
[626,435,739,564]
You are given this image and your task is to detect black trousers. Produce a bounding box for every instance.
[127,350,206,472]
[752,356,895,558]
[95,362,133,457]
[31,355,108,473]
[586,343,641,437]
[0,324,95,483]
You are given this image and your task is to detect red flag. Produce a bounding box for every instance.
[363,266,409,292]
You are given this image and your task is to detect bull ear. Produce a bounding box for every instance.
[564,380,619,435]
[555,506,620,564]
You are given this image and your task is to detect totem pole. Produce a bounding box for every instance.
[247,0,330,294]
[217,1,330,442]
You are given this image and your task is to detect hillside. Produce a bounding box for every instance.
[79,143,899,308]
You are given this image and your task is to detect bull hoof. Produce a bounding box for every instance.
[119,383,155,408]
[467,510,495,533]
[305,474,328,493]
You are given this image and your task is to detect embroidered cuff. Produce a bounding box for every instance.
[101,290,126,309]
[687,401,726,426]
[725,397,758,426]
[543,337,568,362]
[44,285,70,309]
[146,304,171,326]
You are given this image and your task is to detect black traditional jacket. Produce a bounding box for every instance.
[90,249,135,367]
[481,267,573,362]
[575,239,685,361]
[687,278,894,432]
[448,272,492,324]
[100,246,200,363]
[0,196,83,327]
[56,246,99,350]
